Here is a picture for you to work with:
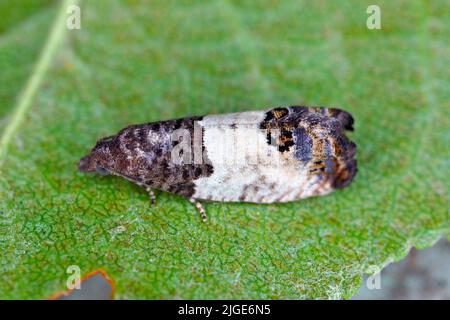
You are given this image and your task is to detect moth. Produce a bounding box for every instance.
[78,106,357,221]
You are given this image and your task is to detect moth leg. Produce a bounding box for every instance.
[146,187,156,206]
[188,198,208,222]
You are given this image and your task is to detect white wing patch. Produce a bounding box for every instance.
[193,111,328,203]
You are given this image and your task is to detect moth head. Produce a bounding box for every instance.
[78,135,116,176]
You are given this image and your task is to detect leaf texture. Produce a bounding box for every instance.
[0,0,448,299]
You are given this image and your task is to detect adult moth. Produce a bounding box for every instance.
[78,106,357,221]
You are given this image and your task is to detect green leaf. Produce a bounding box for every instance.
[0,0,448,299]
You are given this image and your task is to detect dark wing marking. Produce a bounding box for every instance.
[301,106,354,131]
[260,106,357,189]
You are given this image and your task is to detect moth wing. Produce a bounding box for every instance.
[261,106,357,190]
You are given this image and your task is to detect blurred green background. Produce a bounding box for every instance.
[0,0,448,299]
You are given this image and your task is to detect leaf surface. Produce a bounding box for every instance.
[0,0,449,299]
